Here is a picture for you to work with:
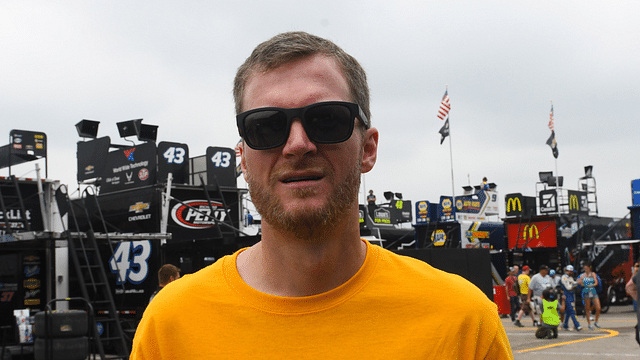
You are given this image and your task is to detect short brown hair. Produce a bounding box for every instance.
[233,31,371,127]
[158,264,180,286]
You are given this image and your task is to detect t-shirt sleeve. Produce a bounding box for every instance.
[477,303,514,359]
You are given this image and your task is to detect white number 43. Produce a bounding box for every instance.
[211,151,231,168]
[109,241,152,285]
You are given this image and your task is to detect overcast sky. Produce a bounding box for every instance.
[2,1,638,219]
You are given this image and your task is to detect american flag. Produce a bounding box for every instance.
[234,139,242,157]
[437,89,450,120]
[548,104,554,131]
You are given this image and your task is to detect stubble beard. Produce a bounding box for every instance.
[246,152,362,241]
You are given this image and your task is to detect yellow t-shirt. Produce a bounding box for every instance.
[131,241,512,359]
[518,274,530,295]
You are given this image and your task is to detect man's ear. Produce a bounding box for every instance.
[361,127,378,174]
[239,141,249,182]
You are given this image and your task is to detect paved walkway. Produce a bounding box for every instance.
[504,304,640,359]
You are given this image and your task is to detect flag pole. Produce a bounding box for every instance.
[448,119,456,200]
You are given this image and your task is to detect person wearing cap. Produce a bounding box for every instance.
[560,265,582,331]
[505,266,520,322]
[514,265,538,327]
[548,269,558,288]
[528,265,552,325]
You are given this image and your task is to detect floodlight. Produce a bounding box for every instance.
[538,171,553,183]
[547,176,563,187]
[75,119,100,138]
[395,192,403,200]
[383,191,394,201]
[136,123,158,142]
[583,165,593,178]
[117,119,143,138]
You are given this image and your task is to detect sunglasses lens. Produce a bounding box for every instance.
[243,110,288,149]
[305,104,353,143]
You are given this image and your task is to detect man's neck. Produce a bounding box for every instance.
[236,214,367,297]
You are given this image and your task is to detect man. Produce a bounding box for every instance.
[505,266,520,322]
[148,264,180,302]
[481,177,490,191]
[528,265,552,323]
[131,31,512,359]
[366,189,376,220]
[560,265,582,331]
[514,265,537,327]
[548,269,558,288]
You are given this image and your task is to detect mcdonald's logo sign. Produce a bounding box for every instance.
[505,193,523,217]
[522,224,539,241]
[507,197,522,212]
[567,190,588,215]
[569,194,579,211]
[507,220,557,249]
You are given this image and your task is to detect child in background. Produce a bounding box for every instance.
[536,288,566,339]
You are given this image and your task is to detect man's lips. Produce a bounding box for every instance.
[279,172,324,184]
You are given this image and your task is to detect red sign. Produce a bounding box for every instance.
[507,220,557,249]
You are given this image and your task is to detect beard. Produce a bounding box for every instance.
[246,152,362,241]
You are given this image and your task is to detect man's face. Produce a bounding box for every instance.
[239,54,378,237]
[514,266,519,274]
[540,269,548,277]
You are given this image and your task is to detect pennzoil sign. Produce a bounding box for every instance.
[171,200,227,229]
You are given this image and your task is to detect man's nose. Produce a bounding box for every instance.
[282,119,317,156]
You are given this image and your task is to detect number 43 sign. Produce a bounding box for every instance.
[206,147,236,187]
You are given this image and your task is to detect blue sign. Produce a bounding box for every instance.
[632,179,640,206]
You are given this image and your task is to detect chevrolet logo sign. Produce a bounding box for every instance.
[129,202,150,214]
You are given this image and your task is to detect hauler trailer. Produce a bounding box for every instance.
[359,191,414,247]
[0,127,258,359]
[504,169,636,311]
[398,184,505,301]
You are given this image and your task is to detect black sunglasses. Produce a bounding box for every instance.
[236,101,369,150]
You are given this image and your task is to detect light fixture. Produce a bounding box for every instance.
[136,123,158,142]
[538,171,553,183]
[75,119,100,139]
[117,119,143,138]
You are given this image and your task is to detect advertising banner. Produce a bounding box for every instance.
[167,187,240,242]
[507,219,557,249]
[77,136,111,182]
[539,190,558,214]
[101,143,157,194]
[206,147,236,188]
[438,196,456,222]
[567,190,589,215]
[0,179,45,237]
[157,142,189,185]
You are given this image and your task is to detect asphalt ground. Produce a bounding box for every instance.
[504,304,640,359]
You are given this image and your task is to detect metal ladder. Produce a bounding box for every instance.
[54,184,129,359]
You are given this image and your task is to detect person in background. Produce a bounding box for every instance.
[629,262,640,311]
[505,266,520,323]
[625,263,640,345]
[578,262,601,330]
[536,288,565,339]
[481,177,490,191]
[366,189,377,219]
[549,269,558,288]
[149,264,181,302]
[515,265,537,327]
[528,265,552,325]
[560,265,582,331]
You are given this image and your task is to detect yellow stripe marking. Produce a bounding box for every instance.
[515,328,619,354]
